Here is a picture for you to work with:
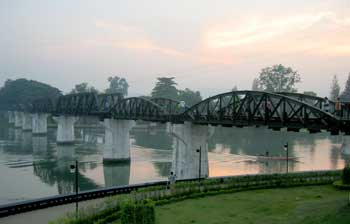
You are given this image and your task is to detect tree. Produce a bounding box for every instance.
[232,86,238,91]
[256,64,301,93]
[340,73,350,101]
[0,78,62,108]
[303,91,317,97]
[70,82,98,94]
[178,88,202,107]
[251,78,262,91]
[151,77,178,100]
[106,76,129,96]
[330,75,340,100]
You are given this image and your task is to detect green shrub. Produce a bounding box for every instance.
[143,200,155,224]
[121,201,136,224]
[120,200,155,224]
[342,166,350,185]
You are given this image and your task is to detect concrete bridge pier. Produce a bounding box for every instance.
[54,116,77,145]
[168,121,215,180]
[22,112,33,131]
[8,111,15,124]
[103,119,135,163]
[32,113,49,135]
[14,111,23,128]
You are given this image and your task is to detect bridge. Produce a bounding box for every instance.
[4,90,350,179]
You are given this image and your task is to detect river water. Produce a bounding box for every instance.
[0,121,349,205]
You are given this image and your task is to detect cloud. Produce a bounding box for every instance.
[93,20,186,57]
[203,11,350,56]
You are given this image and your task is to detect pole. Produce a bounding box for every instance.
[75,160,78,218]
[199,146,202,181]
[286,143,289,174]
[196,147,202,186]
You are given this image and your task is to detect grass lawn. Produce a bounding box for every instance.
[155,185,350,224]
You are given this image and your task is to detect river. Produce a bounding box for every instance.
[0,121,349,205]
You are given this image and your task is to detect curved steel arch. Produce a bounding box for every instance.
[110,97,171,122]
[277,92,335,111]
[177,90,340,132]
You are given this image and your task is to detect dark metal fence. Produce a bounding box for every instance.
[0,170,341,218]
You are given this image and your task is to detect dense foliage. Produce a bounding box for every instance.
[330,75,340,100]
[0,78,61,108]
[178,88,202,107]
[70,82,98,94]
[255,64,301,93]
[106,76,129,96]
[121,200,155,224]
[151,77,202,107]
[342,166,350,184]
[340,73,350,101]
[151,77,178,100]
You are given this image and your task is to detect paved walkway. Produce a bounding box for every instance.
[0,199,103,224]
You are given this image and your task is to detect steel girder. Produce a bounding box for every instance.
[54,93,123,117]
[178,91,340,132]
[55,93,100,116]
[31,98,56,113]
[277,92,335,113]
[110,97,173,122]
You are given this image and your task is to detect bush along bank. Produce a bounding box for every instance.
[333,166,350,190]
[49,170,341,224]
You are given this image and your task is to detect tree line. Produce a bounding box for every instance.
[251,64,350,101]
[1,65,350,109]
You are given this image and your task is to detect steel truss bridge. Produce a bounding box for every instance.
[5,91,350,135]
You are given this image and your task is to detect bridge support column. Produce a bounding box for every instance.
[169,121,214,180]
[14,111,23,128]
[55,116,77,145]
[103,119,135,163]
[32,113,49,135]
[8,111,15,124]
[22,112,33,131]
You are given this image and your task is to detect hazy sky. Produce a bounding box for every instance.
[1,0,349,97]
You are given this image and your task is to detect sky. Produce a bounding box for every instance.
[0,0,349,97]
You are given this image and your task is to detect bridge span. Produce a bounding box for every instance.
[3,90,350,180]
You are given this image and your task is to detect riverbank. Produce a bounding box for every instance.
[44,170,341,224]
[155,185,350,224]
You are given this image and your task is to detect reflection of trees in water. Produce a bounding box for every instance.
[153,162,172,177]
[33,160,100,195]
[330,145,342,170]
[209,127,334,156]
[342,154,350,166]
[103,163,130,187]
[1,129,33,154]
[0,122,12,140]
[132,130,172,150]
[256,160,296,174]
[75,128,105,145]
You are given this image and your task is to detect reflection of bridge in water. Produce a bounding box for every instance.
[4,91,350,181]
